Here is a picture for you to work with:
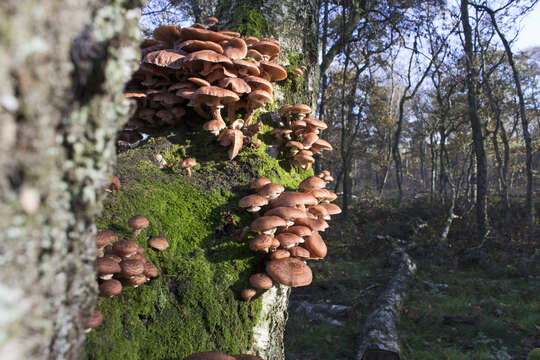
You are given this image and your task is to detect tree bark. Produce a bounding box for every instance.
[218,2,320,358]
[460,0,489,241]
[0,1,141,359]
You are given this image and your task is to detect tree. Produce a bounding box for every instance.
[0,0,142,359]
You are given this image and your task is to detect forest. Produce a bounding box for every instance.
[0,0,538,359]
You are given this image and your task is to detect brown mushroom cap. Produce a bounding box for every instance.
[243,76,273,94]
[144,262,159,278]
[257,183,285,199]
[177,40,224,54]
[250,216,287,232]
[305,116,328,130]
[241,288,257,302]
[309,204,330,219]
[286,225,313,238]
[234,355,264,360]
[153,25,181,44]
[96,257,121,276]
[276,232,303,248]
[222,38,248,60]
[248,234,274,252]
[264,207,306,222]
[204,16,219,26]
[143,50,185,69]
[322,203,342,215]
[188,77,211,87]
[238,194,268,210]
[181,158,198,168]
[124,274,147,287]
[290,104,312,115]
[128,215,150,231]
[295,218,329,232]
[270,192,318,208]
[218,78,251,94]
[96,230,118,248]
[148,236,169,251]
[112,240,139,257]
[288,246,311,259]
[304,231,327,259]
[250,177,272,191]
[249,273,274,290]
[184,352,236,360]
[302,132,319,149]
[299,176,327,192]
[99,279,122,297]
[180,27,233,42]
[266,257,313,287]
[259,61,287,81]
[270,249,291,260]
[85,309,103,330]
[120,259,145,277]
[251,40,280,59]
[243,36,259,46]
[233,59,260,76]
[194,86,240,108]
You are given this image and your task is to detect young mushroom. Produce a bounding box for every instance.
[148,236,169,251]
[128,215,150,240]
[181,158,197,176]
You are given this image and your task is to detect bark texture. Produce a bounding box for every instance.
[0,1,141,359]
[216,3,320,358]
[356,240,417,360]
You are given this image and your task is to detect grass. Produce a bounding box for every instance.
[284,197,540,360]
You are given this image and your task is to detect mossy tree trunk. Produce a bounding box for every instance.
[217,0,320,109]
[217,2,320,359]
[0,1,141,359]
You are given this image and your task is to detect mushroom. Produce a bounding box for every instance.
[184,352,236,360]
[288,246,311,259]
[276,232,303,248]
[148,236,169,251]
[250,177,271,191]
[193,86,239,125]
[120,259,145,277]
[269,249,291,260]
[99,279,122,297]
[241,288,257,302]
[84,309,103,333]
[299,176,326,192]
[96,230,118,257]
[249,273,274,290]
[250,216,287,235]
[96,257,121,280]
[181,158,197,176]
[248,234,274,253]
[128,215,150,240]
[264,207,306,226]
[257,183,285,200]
[107,176,121,192]
[265,257,312,287]
[303,231,327,259]
[238,194,268,213]
[112,240,139,258]
[144,262,159,279]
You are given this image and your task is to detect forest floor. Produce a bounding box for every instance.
[284,198,540,360]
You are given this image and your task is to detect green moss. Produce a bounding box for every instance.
[529,349,540,360]
[85,115,312,358]
[215,4,273,38]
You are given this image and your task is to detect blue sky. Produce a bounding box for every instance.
[516,4,540,49]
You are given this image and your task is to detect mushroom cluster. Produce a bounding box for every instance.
[184,351,264,360]
[269,104,333,169]
[85,215,169,332]
[238,175,341,301]
[122,16,288,160]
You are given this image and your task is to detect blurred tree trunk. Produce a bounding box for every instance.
[0,0,141,359]
[460,0,489,241]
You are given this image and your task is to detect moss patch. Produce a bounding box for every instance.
[84,122,311,359]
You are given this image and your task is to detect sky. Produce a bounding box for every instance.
[515,4,540,49]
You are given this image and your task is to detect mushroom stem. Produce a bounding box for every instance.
[186,168,192,177]
[131,229,142,240]
[211,106,224,123]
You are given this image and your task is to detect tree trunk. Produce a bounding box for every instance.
[217,2,320,358]
[460,0,489,241]
[0,1,141,359]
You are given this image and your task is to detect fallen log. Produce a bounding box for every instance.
[356,236,417,360]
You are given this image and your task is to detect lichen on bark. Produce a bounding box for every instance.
[0,0,141,359]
